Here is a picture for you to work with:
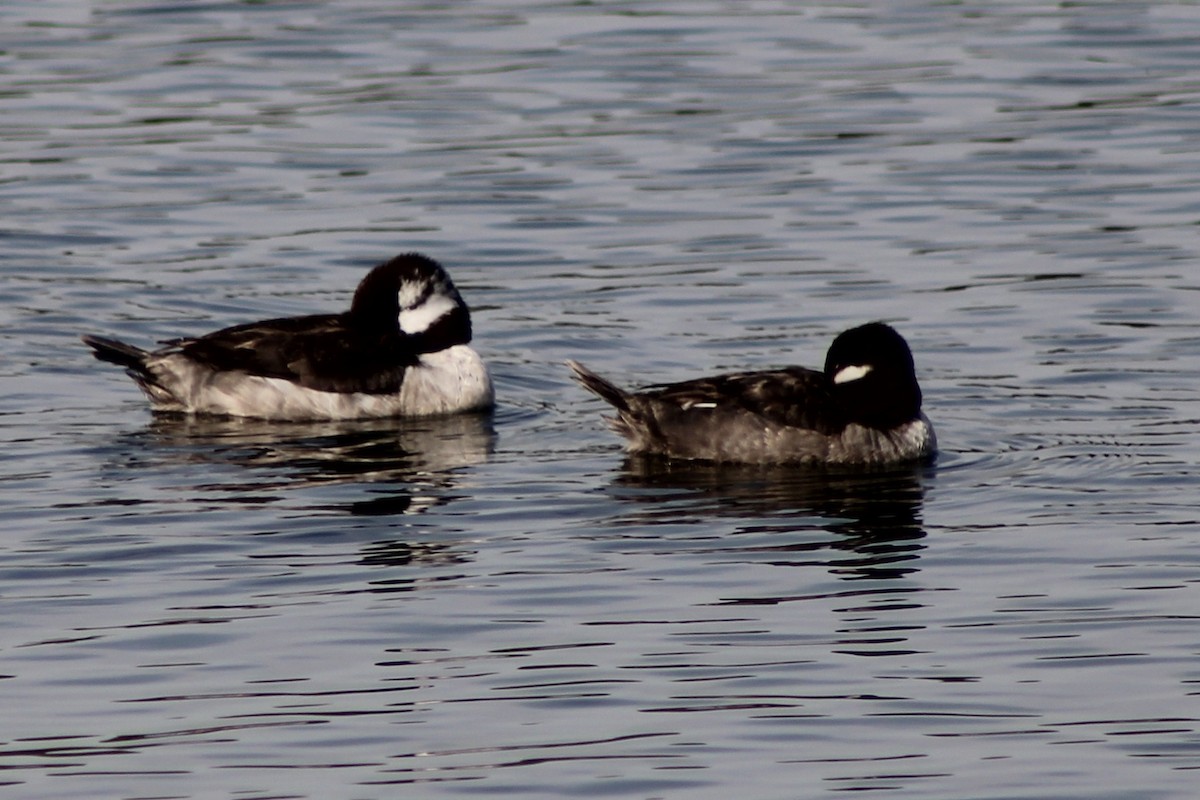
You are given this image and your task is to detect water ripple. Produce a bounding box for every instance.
[3,1,1200,798]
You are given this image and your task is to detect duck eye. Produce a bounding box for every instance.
[833,363,873,384]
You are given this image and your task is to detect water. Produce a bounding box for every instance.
[3,1,1200,798]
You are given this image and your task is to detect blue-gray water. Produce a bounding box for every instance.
[3,2,1200,798]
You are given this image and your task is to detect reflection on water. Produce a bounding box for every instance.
[91,412,498,577]
[611,457,931,581]
[131,411,495,514]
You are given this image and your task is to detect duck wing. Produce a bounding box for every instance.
[645,367,841,433]
[169,314,418,394]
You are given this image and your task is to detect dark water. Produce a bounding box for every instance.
[3,1,1200,798]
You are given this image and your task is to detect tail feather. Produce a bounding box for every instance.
[82,334,182,408]
[81,334,150,371]
[566,360,630,412]
[568,360,659,446]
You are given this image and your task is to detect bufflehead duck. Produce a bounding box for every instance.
[82,253,493,420]
[568,322,935,466]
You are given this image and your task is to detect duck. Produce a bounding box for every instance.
[82,253,493,420]
[568,322,935,466]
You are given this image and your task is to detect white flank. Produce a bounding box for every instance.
[398,345,494,416]
[399,292,458,334]
[832,363,873,384]
[145,344,493,420]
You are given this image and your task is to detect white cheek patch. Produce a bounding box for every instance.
[397,280,426,310]
[399,293,457,334]
[833,363,873,385]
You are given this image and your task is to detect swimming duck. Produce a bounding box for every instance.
[82,253,493,420]
[569,322,934,465]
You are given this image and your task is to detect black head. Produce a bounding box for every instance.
[824,322,923,428]
[349,253,472,352]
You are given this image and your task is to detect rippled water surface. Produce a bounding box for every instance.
[3,1,1200,798]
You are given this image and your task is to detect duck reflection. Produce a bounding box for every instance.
[131,412,495,516]
[609,457,932,580]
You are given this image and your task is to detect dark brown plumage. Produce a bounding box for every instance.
[569,322,935,466]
